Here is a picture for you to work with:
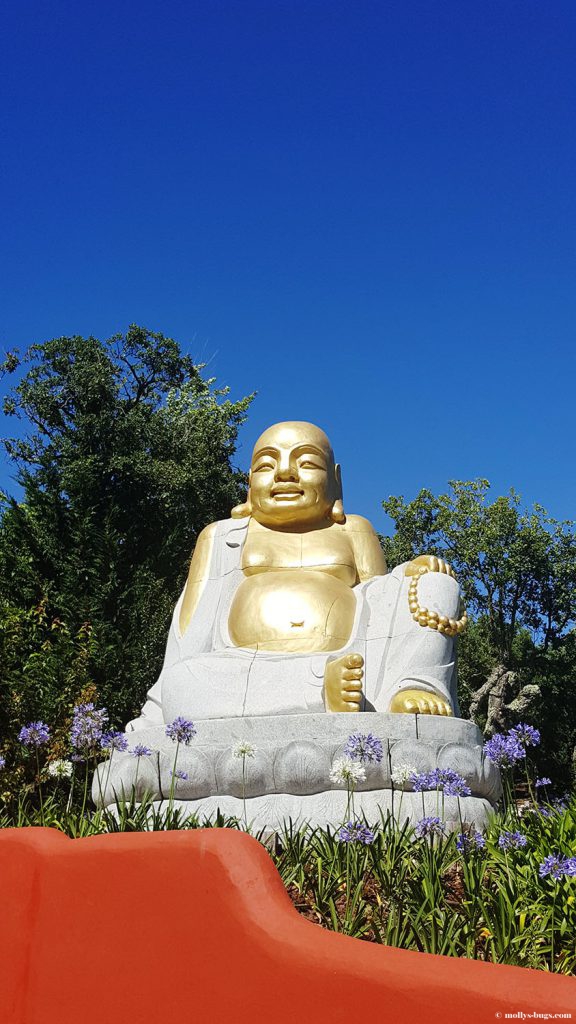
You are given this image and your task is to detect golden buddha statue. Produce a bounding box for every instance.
[129,421,465,731]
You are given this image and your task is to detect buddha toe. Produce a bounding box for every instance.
[324,653,364,712]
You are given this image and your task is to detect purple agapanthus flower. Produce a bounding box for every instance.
[0,754,6,769]
[410,769,435,791]
[19,721,50,747]
[344,732,384,765]
[172,769,188,781]
[336,821,376,844]
[535,777,551,788]
[70,703,108,754]
[536,805,553,819]
[456,830,485,853]
[414,816,446,839]
[498,831,528,850]
[130,744,152,758]
[409,768,471,797]
[537,797,569,815]
[443,775,472,798]
[165,717,196,745]
[483,733,524,768]
[410,771,430,792]
[100,730,128,753]
[539,854,576,880]
[509,723,540,748]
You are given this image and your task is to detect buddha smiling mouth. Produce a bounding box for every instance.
[271,486,304,497]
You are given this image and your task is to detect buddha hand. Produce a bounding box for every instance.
[404,554,455,577]
[389,688,453,716]
[324,653,364,713]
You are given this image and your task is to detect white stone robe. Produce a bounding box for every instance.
[127,518,461,730]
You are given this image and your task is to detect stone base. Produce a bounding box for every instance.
[94,712,500,832]
[141,791,495,832]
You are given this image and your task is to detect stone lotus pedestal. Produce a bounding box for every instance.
[94,713,501,831]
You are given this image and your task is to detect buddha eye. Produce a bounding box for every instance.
[299,459,324,470]
[254,461,275,472]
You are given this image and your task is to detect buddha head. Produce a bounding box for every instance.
[231,421,345,528]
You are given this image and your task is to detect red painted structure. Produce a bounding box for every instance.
[1,827,574,1023]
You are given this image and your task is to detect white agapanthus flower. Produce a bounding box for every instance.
[232,741,256,759]
[391,763,417,786]
[329,757,366,786]
[46,758,73,779]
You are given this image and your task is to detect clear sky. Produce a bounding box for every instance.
[1,0,575,531]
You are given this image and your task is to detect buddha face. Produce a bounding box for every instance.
[248,422,342,529]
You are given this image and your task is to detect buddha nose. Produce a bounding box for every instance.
[275,453,298,481]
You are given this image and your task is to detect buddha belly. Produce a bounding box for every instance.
[227,570,357,653]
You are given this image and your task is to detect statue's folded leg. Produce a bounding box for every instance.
[364,565,462,715]
[157,648,327,722]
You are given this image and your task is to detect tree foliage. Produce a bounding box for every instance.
[0,326,253,731]
[382,481,576,784]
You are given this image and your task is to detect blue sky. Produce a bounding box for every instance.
[1,0,575,532]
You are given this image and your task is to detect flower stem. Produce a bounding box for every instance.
[66,769,75,814]
[242,757,247,829]
[168,741,180,818]
[551,887,556,972]
[35,750,45,826]
[524,754,536,806]
[80,760,90,820]
[345,842,351,932]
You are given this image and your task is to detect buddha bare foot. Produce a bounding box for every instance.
[389,688,453,716]
[324,653,364,712]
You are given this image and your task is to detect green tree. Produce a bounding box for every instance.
[382,481,576,785]
[0,326,253,731]
[0,598,97,801]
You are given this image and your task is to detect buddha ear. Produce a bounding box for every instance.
[330,463,346,524]
[331,499,345,524]
[231,473,253,519]
[231,500,252,519]
[231,493,252,519]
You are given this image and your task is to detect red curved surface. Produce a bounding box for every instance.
[0,827,574,1023]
